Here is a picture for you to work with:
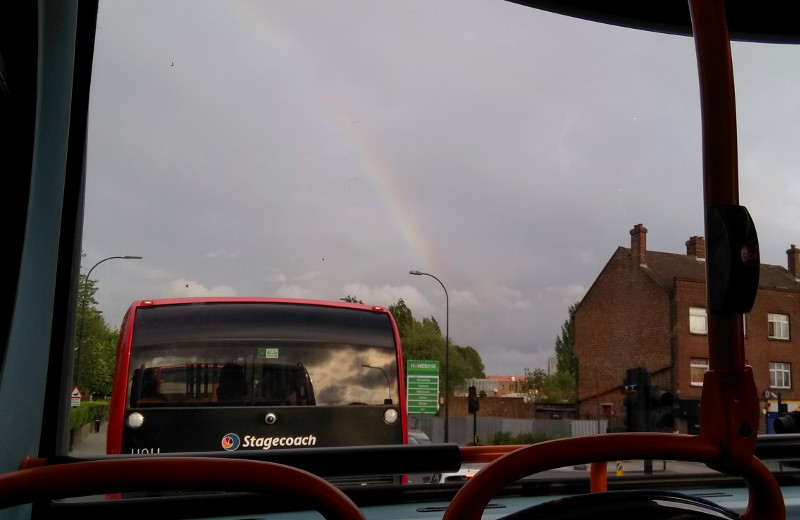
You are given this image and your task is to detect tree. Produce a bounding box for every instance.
[521,367,575,403]
[542,371,576,403]
[388,299,484,394]
[456,345,485,377]
[388,299,415,337]
[521,367,548,396]
[75,272,119,398]
[341,295,364,304]
[555,302,578,379]
[521,352,578,404]
[448,345,486,394]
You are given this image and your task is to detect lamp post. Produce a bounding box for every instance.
[409,270,449,442]
[362,364,393,404]
[74,255,143,388]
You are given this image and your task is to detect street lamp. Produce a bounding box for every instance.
[362,364,393,404]
[409,270,450,442]
[74,255,143,388]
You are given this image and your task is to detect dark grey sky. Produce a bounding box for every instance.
[83,0,800,376]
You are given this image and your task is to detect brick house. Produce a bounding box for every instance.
[575,223,800,434]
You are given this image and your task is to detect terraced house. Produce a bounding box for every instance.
[576,223,800,434]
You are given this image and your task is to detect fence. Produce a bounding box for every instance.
[410,415,608,445]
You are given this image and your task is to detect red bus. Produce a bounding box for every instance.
[107,297,407,454]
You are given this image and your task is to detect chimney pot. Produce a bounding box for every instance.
[787,244,800,280]
[686,236,706,259]
[630,224,647,266]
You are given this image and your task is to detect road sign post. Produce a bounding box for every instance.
[406,360,440,415]
[71,386,82,408]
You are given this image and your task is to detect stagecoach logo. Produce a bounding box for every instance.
[220,433,318,450]
[221,433,241,451]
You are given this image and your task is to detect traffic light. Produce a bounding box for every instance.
[649,386,675,431]
[623,369,676,432]
[774,412,800,434]
[623,368,649,432]
[468,386,480,414]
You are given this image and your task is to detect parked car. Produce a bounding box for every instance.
[432,464,483,484]
[407,429,433,445]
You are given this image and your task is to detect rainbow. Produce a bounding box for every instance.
[231,1,442,272]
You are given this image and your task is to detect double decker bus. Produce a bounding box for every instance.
[107,297,407,454]
[8,2,800,520]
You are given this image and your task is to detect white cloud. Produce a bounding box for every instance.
[273,284,322,300]
[293,271,324,282]
[159,278,237,298]
[266,273,287,283]
[84,1,800,377]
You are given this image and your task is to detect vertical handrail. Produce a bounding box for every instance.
[689,0,745,373]
[589,462,607,492]
[688,1,783,518]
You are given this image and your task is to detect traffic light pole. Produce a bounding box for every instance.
[472,411,478,445]
[468,385,479,445]
[623,368,677,474]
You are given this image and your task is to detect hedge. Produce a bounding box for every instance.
[69,401,109,430]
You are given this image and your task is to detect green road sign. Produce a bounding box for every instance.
[407,360,440,415]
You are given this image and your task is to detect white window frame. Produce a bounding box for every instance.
[768,313,790,340]
[689,307,707,335]
[690,358,708,387]
[770,362,791,389]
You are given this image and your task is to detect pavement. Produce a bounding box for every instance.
[547,459,716,476]
[70,421,108,456]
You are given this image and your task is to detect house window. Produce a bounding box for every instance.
[690,358,708,387]
[689,307,707,334]
[770,362,791,389]
[768,313,790,340]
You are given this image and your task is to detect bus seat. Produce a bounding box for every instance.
[217,364,248,402]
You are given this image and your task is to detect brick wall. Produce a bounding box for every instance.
[743,286,800,401]
[575,247,672,429]
[673,280,709,401]
[442,395,576,420]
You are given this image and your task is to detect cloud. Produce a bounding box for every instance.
[160,279,237,298]
[83,1,800,378]
[273,284,322,300]
[293,271,324,282]
[204,250,241,259]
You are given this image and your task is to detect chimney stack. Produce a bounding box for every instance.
[686,236,706,259]
[630,224,647,266]
[788,245,800,280]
